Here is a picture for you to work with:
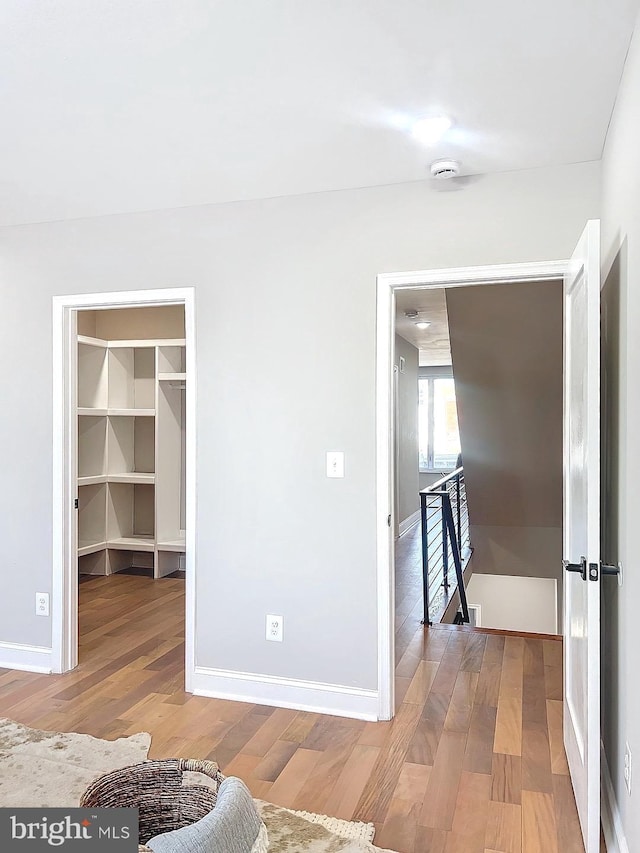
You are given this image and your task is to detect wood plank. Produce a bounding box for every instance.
[404,660,440,705]
[491,753,522,805]
[241,707,298,756]
[416,827,448,853]
[494,696,522,756]
[375,798,421,853]
[431,653,464,698]
[475,662,503,708]
[521,720,553,793]
[322,744,381,821]
[406,692,449,765]
[521,791,558,853]
[464,704,497,775]
[252,739,299,782]
[485,801,522,853]
[546,700,569,775]
[552,774,584,853]
[460,633,487,673]
[544,665,563,701]
[266,748,322,807]
[354,702,422,823]
[419,731,467,830]
[394,762,432,802]
[444,671,478,733]
[447,771,492,853]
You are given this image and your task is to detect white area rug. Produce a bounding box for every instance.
[0,717,395,852]
[0,717,150,808]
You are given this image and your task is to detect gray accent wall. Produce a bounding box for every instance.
[445,281,564,613]
[0,162,599,693]
[600,10,640,850]
[394,335,419,531]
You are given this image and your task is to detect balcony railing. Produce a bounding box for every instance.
[419,466,472,625]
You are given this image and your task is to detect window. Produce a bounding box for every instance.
[419,370,461,471]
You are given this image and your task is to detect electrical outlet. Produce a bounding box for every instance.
[624,743,632,795]
[35,592,49,617]
[266,614,283,642]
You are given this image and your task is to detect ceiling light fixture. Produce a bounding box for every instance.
[415,321,430,330]
[412,116,452,146]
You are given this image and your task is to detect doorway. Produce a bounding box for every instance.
[52,288,196,691]
[375,260,568,720]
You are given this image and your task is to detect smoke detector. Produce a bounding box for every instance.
[430,159,460,179]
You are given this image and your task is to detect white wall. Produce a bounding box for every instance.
[0,161,600,701]
[394,335,419,530]
[600,11,640,852]
[465,573,557,635]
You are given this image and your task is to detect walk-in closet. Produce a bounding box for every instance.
[75,305,186,579]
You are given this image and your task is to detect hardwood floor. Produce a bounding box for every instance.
[0,566,585,853]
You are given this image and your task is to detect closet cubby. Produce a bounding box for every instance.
[108,347,156,411]
[78,416,107,480]
[78,483,107,556]
[107,483,155,550]
[107,549,154,575]
[79,551,108,576]
[157,345,185,376]
[78,343,108,410]
[156,381,184,549]
[107,416,155,482]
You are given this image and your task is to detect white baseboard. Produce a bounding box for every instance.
[398,509,421,536]
[0,641,53,673]
[602,741,630,853]
[193,667,379,721]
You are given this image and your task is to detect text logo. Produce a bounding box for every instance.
[0,809,138,850]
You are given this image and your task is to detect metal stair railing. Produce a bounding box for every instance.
[419,466,472,625]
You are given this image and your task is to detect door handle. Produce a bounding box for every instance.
[563,556,587,581]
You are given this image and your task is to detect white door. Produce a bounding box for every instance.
[563,219,601,853]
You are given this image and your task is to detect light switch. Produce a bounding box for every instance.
[326,451,345,478]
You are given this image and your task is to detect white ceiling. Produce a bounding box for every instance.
[0,1,637,226]
[395,288,451,366]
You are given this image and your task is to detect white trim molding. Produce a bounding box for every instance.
[193,667,379,721]
[52,287,197,692]
[0,642,53,673]
[398,510,421,536]
[375,259,568,722]
[601,741,630,853]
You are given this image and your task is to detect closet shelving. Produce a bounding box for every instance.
[77,334,186,578]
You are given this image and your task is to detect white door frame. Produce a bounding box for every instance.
[52,287,197,690]
[375,260,568,720]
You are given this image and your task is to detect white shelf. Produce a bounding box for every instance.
[77,335,107,348]
[78,475,107,487]
[157,537,186,552]
[78,539,106,557]
[107,472,155,485]
[109,338,186,348]
[108,408,155,417]
[78,408,155,417]
[158,372,186,382]
[78,407,108,417]
[107,536,155,553]
[79,473,155,486]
